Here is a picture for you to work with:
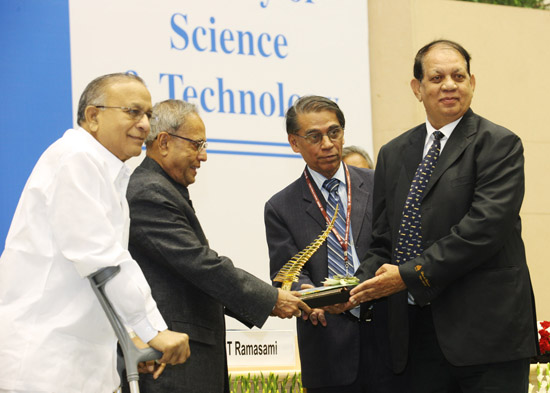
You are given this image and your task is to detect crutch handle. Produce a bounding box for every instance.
[89,266,162,387]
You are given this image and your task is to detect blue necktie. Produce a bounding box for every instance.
[393,131,444,265]
[323,178,351,277]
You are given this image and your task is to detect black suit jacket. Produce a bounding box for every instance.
[265,164,391,389]
[125,157,278,393]
[356,109,538,373]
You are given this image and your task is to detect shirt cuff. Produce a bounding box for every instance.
[132,309,168,343]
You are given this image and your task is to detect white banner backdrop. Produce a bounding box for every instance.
[226,330,296,368]
[69,0,371,331]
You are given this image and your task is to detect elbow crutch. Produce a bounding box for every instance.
[88,266,162,393]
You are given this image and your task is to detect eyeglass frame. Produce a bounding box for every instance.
[292,125,344,145]
[166,133,208,152]
[94,105,153,121]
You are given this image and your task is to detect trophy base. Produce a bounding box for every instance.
[298,284,357,308]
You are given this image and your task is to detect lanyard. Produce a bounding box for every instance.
[304,164,352,262]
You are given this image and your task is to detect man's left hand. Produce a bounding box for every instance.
[349,264,406,305]
[137,361,166,380]
[132,335,166,379]
[322,301,355,314]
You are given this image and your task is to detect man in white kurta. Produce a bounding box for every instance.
[0,73,190,393]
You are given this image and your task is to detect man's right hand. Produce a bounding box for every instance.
[298,284,327,326]
[148,330,190,366]
[271,288,312,319]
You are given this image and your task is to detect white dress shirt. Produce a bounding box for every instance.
[423,117,462,156]
[0,128,167,393]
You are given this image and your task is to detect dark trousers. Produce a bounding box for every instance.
[408,305,531,393]
[308,318,408,393]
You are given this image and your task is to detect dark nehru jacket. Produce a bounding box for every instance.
[125,156,278,393]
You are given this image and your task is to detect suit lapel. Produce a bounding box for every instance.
[349,168,368,243]
[425,109,477,196]
[300,168,328,230]
[403,125,427,184]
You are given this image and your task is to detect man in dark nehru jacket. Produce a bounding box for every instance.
[350,39,539,393]
[123,99,311,393]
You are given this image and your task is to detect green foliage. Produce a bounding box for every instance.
[457,0,550,9]
[228,372,303,393]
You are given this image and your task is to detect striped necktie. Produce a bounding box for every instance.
[323,178,351,277]
[393,131,444,265]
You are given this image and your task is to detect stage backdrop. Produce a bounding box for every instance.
[2,0,372,331]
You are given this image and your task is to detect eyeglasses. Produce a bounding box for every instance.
[293,126,344,145]
[95,106,153,121]
[167,133,208,152]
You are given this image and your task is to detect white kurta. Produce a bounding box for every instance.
[0,128,167,393]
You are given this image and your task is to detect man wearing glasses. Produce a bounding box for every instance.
[264,96,405,393]
[123,99,311,393]
[0,73,190,393]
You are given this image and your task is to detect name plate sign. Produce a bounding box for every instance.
[226,330,296,368]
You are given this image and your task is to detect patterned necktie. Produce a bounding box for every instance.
[323,178,351,277]
[393,131,444,265]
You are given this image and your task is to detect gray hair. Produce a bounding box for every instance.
[285,95,345,135]
[77,73,146,126]
[146,99,199,145]
[342,145,374,169]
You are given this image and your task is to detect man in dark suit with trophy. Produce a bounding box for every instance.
[265,95,406,393]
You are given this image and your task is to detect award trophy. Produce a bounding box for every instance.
[273,205,358,308]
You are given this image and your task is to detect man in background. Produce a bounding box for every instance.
[265,95,406,393]
[124,99,310,393]
[342,145,374,169]
[350,39,538,393]
[0,73,189,393]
